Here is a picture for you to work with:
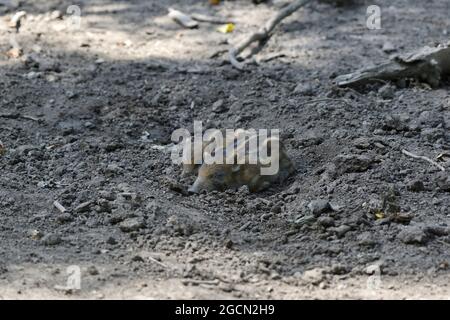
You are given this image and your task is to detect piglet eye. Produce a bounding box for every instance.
[213,171,225,180]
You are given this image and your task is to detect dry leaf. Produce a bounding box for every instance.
[217,23,235,33]
[374,211,385,220]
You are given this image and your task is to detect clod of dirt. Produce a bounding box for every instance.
[41,233,62,246]
[300,268,327,285]
[332,154,376,176]
[317,216,335,228]
[407,179,425,192]
[330,224,351,238]
[378,84,395,100]
[435,172,450,192]
[357,232,378,247]
[397,226,428,245]
[308,199,332,216]
[56,213,73,224]
[424,225,449,237]
[293,83,315,96]
[106,236,118,245]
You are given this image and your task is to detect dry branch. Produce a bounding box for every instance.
[191,13,234,24]
[229,0,313,70]
[336,42,450,87]
[402,149,446,172]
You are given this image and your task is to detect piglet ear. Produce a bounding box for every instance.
[232,164,241,173]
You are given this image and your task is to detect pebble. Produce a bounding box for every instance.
[106,236,118,245]
[87,265,99,275]
[212,99,227,113]
[293,83,315,96]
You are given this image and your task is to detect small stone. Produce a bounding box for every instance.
[50,10,63,20]
[105,164,121,175]
[212,99,227,113]
[382,41,396,53]
[131,255,145,262]
[397,226,428,245]
[29,229,43,240]
[87,265,99,275]
[224,239,233,249]
[330,264,349,275]
[26,71,40,80]
[106,236,117,245]
[119,218,144,233]
[99,190,116,201]
[42,233,62,246]
[293,83,314,96]
[308,199,331,216]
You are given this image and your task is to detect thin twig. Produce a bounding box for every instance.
[53,200,67,213]
[0,113,39,121]
[402,149,446,172]
[191,13,234,24]
[229,0,313,70]
[148,256,169,269]
[181,279,220,286]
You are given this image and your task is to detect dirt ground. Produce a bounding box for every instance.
[0,0,449,300]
